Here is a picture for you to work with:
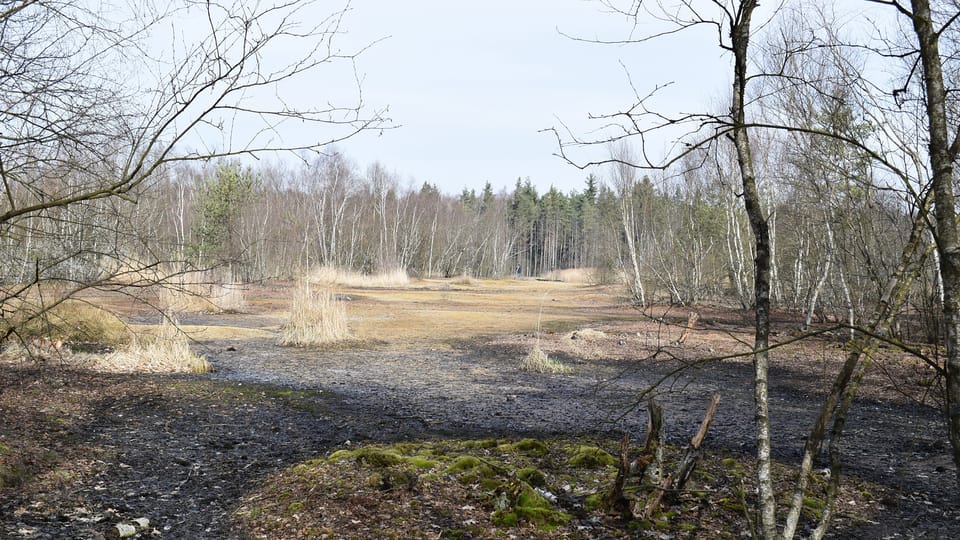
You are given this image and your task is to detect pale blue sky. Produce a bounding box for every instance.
[162,1,891,195]
[320,0,730,193]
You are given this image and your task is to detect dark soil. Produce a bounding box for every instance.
[2,312,960,538]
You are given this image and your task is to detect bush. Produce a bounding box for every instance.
[278,281,350,347]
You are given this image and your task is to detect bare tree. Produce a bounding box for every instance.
[609,142,648,305]
[1,0,387,339]
[881,0,960,499]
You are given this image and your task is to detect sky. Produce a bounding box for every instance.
[302,0,732,194]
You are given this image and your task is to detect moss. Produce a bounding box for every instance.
[477,479,502,493]
[695,469,716,482]
[461,439,499,449]
[392,443,419,454]
[514,482,551,509]
[511,506,570,530]
[500,438,549,457]
[356,448,405,467]
[364,472,385,488]
[567,446,617,468]
[802,495,826,519]
[287,501,304,514]
[0,444,10,454]
[327,447,404,467]
[721,458,738,468]
[517,467,547,487]
[457,471,480,485]
[719,497,745,513]
[445,455,484,474]
[492,510,519,527]
[445,455,499,479]
[407,456,440,469]
[584,492,605,511]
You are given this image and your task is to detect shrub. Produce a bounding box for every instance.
[278,281,350,347]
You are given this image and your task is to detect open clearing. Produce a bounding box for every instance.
[2,278,958,538]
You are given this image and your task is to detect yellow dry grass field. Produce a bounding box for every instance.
[338,278,625,349]
[66,277,631,352]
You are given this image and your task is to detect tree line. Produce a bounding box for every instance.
[2,143,931,342]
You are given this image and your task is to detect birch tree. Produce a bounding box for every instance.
[0,0,387,341]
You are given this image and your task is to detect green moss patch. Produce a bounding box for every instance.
[233,438,888,539]
[567,445,617,468]
[498,438,549,457]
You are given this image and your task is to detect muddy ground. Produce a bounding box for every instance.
[2,281,959,538]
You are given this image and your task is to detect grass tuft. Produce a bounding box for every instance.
[278,281,350,347]
[308,265,410,288]
[101,319,210,374]
[539,268,597,284]
[157,270,247,313]
[520,344,571,374]
[2,291,130,347]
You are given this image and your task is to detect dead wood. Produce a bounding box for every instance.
[675,311,700,345]
[606,398,663,513]
[644,393,721,518]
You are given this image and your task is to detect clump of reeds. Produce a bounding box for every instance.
[278,281,350,347]
[309,265,410,288]
[520,343,571,374]
[102,319,210,374]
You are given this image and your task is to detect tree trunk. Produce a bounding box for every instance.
[909,0,960,502]
[729,2,777,536]
[782,188,934,538]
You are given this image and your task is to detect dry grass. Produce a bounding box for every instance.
[101,320,210,374]
[97,255,162,286]
[520,343,572,374]
[209,282,247,312]
[2,292,130,347]
[337,280,620,349]
[157,270,247,313]
[539,268,597,284]
[278,281,350,347]
[309,265,410,288]
[450,273,475,286]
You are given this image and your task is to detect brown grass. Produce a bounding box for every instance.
[539,268,597,284]
[101,320,210,374]
[308,265,410,288]
[156,270,247,313]
[2,292,130,347]
[520,343,571,374]
[450,273,475,286]
[278,281,350,347]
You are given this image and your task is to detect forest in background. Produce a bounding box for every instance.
[0,143,930,342]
